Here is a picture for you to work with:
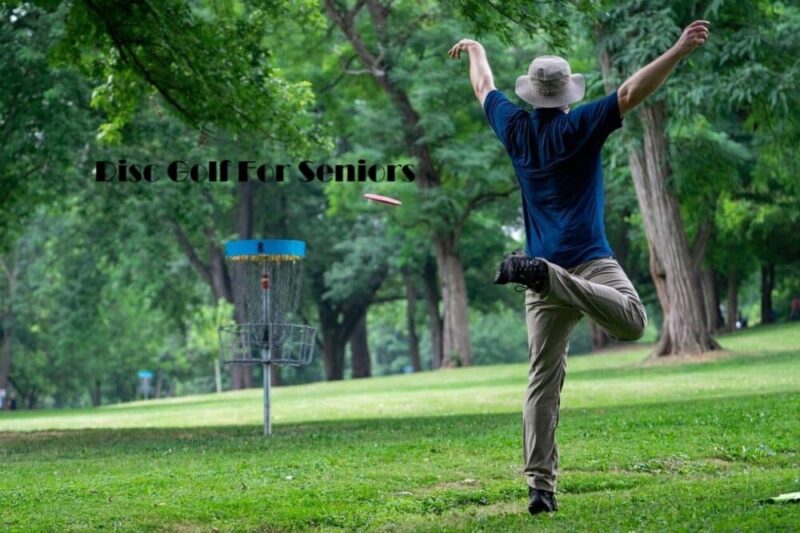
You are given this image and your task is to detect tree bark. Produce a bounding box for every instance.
[700,267,723,334]
[236,181,254,238]
[90,378,102,407]
[761,263,775,324]
[726,270,738,332]
[403,271,422,372]
[349,315,371,378]
[422,258,443,369]
[320,303,347,381]
[433,234,471,367]
[627,104,720,356]
[589,320,615,351]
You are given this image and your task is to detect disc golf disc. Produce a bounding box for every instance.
[363,193,402,206]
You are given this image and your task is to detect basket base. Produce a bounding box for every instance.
[218,322,316,367]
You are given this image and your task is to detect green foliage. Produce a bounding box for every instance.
[44,0,323,150]
[468,308,528,365]
[0,3,96,243]
[670,114,750,214]
[447,0,602,51]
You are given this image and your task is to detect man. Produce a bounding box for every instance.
[448,20,710,515]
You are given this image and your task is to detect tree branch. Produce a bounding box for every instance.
[170,220,212,286]
[84,0,198,126]
[456,185,519,236]
[370,294,404,305]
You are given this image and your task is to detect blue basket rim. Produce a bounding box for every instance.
[225,239,306,258]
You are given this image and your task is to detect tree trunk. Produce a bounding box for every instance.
[90,379,102,407]
[323,343,346,380]
[761,263,775,324]
[589,320,615,351]
[627,104,719,356]
[422,258,443,369]
[349,315,371,378]
[322,332,346,381]
[700,267,722,334]
[726,270,738,332]
[313,263,385,381]
[173,227,249,389]
[154,372,163,399]
[0,254,18,404]
[0,313,12,404]
[433,234,471,367]
[403,271,422,372]
[319,305,345,380]
[25,389,37,409]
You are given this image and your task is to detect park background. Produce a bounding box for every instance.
[1,0,800,530]
[1,0,798,407]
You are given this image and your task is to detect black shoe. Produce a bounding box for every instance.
[528,486,557,515]
[493,250,548,292]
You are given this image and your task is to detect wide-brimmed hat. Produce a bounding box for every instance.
[515,55,585,108]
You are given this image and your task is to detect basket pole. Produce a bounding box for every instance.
[264,363,271,436]
[262,268,272,436]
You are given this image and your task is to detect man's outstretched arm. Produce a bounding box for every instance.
[617,20,710,116]
[448,39,496,106]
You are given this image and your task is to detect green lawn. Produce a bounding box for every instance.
[1,323,799,531]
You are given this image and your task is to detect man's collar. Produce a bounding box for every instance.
[533,107,567,117]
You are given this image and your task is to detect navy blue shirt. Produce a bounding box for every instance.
[484,90,622,268]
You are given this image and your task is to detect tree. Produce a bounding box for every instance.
[322,0,534,367]
[0,4,97,402]
[596,10,719,355]
[24,1,332,389]
[46,0,320,146]
[594,0,800,355]
[0,4,95,240]
[310,232,393,380]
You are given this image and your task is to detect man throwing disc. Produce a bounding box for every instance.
[448,20,709,515]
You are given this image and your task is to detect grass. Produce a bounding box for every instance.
[1,323,799,531]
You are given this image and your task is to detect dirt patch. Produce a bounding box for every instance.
[433,478,482,490]
[0,430,71,442]
[639,349,734,367]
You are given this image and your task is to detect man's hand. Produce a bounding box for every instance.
[617,20,711,116]
[448,39,495,105]
[448,39,481,59]
[672,20,710,57]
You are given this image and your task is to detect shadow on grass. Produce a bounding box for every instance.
[2,389,797,465]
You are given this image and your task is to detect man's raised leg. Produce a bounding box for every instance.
[541,258,647,341]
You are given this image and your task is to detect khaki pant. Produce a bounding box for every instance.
[523,257,647,492]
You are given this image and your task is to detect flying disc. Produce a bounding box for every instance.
[363,193,402,206]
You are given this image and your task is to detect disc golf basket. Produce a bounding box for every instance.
[219,239,316,436]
